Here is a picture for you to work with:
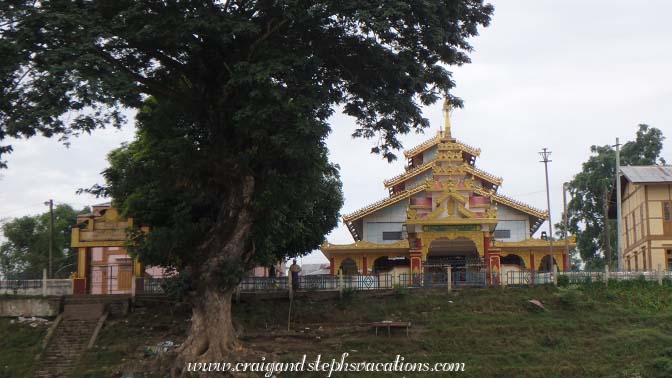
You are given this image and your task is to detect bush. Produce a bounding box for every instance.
[341,287,356,301]
[557,275,570,287]
[393,284,408,298]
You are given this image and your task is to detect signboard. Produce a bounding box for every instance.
[422,225,481,232]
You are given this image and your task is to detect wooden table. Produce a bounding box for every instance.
[371,321,411,337]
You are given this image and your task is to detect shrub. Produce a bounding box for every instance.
[557,275,570,287]
[393,284,408,298]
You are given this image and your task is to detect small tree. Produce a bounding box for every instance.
[565,124,665,268]
[0,204,89,278]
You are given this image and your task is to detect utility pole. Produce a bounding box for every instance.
[539,148,554,273]
[562,182,570,271]
[44,199,54,279]
[614,138,623,272]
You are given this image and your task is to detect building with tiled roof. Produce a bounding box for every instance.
[321,101,574,279]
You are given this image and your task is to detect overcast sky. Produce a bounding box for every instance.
[1,0,670,265]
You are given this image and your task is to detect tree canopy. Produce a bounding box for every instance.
[1,0,494,365]
[0,204,89,278]
[565,124,666,268]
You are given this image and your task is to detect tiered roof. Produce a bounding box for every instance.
[342,101,548,240]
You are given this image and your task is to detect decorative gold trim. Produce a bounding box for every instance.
[384,161,434,187]
[403,134,481,159]
[342,185,426,223]
[384,159,502,189]
[322,239,410,250]
[407,218,497,225]
[494,236,576,248]
[473,187,548,220]
[419,231,486,258]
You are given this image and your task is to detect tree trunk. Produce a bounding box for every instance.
[602,186,612,268]
[172,175,256,376]
[173,287,238,374]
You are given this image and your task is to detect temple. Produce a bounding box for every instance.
[322,101,575,279]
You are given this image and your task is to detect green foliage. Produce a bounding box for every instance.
[0,204,89,277]
[0,318,47,377]
[340,287,356,302]
[556,274,570,287]
[0,1,493,166]
[564,124,666,266]
[0,1,494,295]
[393,284,408,298]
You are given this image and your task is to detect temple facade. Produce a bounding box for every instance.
[322,102,575,279]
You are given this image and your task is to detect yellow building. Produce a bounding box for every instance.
[71,203,149,295]
[322,101,574,280]
[619,166,672,271]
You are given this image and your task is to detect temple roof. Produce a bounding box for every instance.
[342,182,548,234]
[383,160,503,189]
[342,185,425,223]
[403,132,481,159]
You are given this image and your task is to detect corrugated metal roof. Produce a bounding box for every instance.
[621,165,672,183]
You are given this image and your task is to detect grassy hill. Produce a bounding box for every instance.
[3,280,672,377]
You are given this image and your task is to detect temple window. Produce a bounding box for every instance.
[493,229,511,239]
[382,231,403,240]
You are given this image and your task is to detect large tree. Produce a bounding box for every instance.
[565,124,665,268]
[0,204,88,278]
[1,0,494,366]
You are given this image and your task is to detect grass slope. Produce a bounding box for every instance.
[12,280,672,377]
[0,318,47,378]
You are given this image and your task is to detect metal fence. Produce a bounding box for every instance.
[0,278,73,295]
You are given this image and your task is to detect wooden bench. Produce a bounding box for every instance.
[371,321,411,337]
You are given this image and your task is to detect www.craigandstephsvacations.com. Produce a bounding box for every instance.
[185,354,466,376]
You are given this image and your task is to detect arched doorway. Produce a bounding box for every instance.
[538,255,558,272]
[339,258,358,275]
[501,254,525,268]
[373,256,410,274]
[424,238,482,285]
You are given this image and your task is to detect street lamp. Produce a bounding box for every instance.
[44,199,54,279]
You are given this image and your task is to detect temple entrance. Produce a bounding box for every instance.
[372,256,410,274]
[538,255,558,272]
[424,237,483,285]
[501,254,525,269]
[338,258,358,275]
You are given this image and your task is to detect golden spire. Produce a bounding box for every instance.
[442,98,452,139]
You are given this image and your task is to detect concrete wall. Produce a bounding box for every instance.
[363,200,407,243]
[423,146,437,163]
[406,170,432,190]
[0,297,61,317]
[495,204,530,241]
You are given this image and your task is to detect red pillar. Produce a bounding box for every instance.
[329,258,335,275]
[530,252,535,272]
[362,256,368,275]
[483,236,491,270]
[562,253,568,272]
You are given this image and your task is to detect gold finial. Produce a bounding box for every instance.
[442,98,452,138]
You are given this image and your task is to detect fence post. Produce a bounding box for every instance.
[42,268,47,297]
[447,266,452,292]
[658,264,664,286]
[338,269,343,299]
[553,264,558,286]
[605,265,610,287]
[288,272,293,301]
